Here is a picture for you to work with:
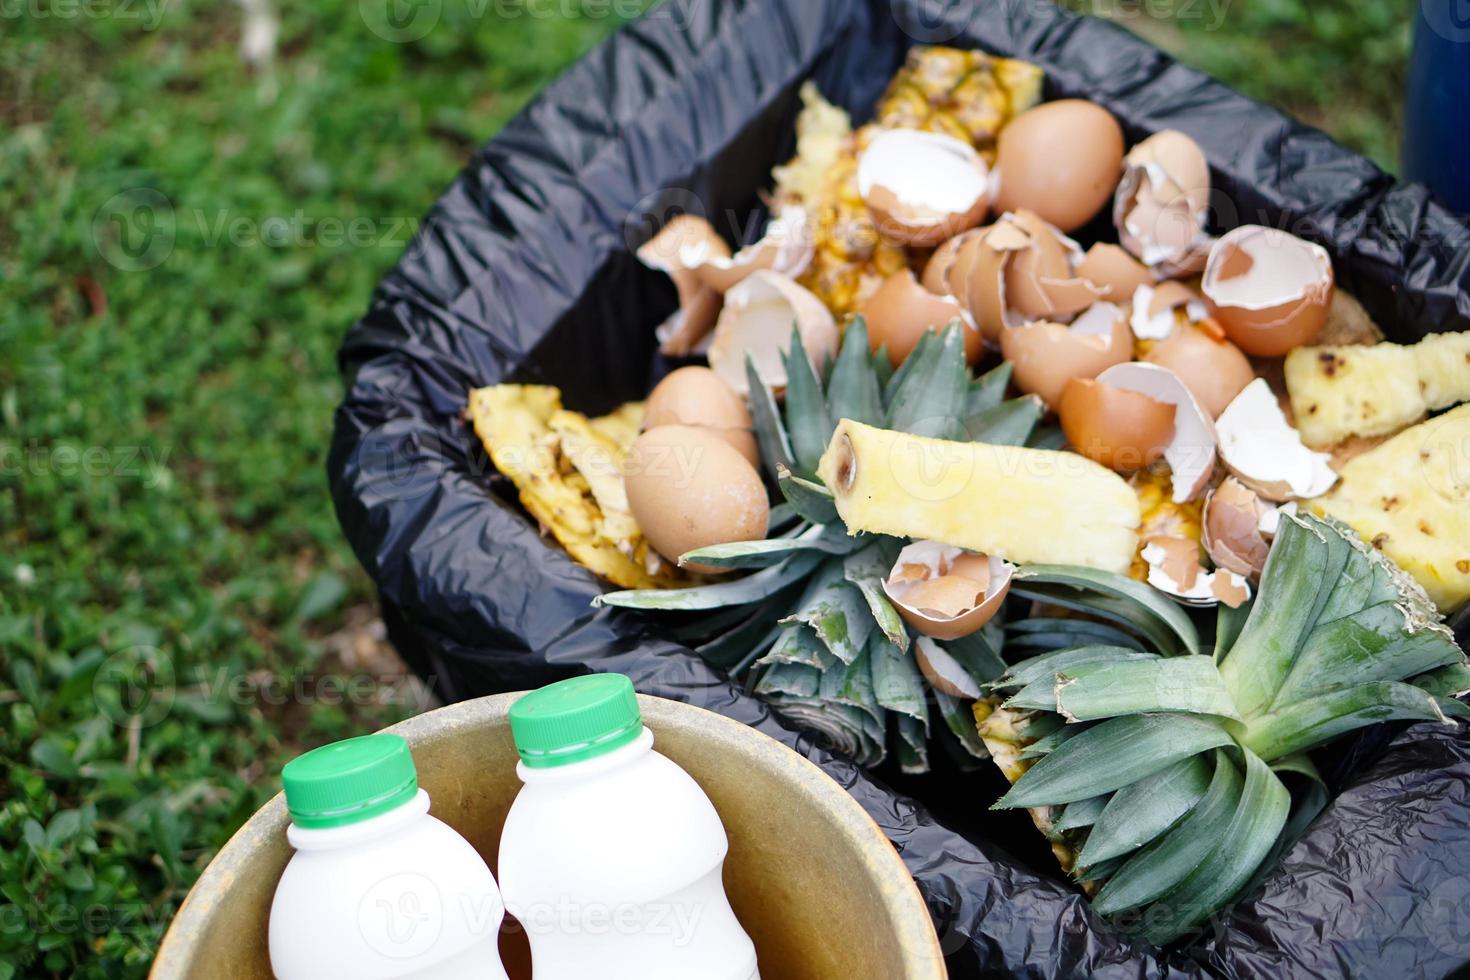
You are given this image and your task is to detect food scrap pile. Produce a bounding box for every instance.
[471,46,1470,946]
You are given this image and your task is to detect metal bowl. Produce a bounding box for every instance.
[151,693,946,979]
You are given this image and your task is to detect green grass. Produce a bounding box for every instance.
[0,1,1407,975]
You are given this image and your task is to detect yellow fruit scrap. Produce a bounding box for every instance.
[817,420,1141,573]
[1309,403,1470,612]
[1285,331,1470,448]
[467,384,693,590]
[876,46,1043,159]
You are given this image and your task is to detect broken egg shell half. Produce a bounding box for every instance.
[637,214,732,356]
[1202,477,1272,579]
[642,365,759,469]
[1058,377,1176,474]
[1214,377,1338,501]
[1114,130,1213,276]
[1094,361,1218,502]
[1129,280,1209,342]
[1075,243,1153,304]
[1201,225,1335,357]
[882,540,1013,641]
[921,229,976,296]
[692,206,815,294]
[858,129,990,247]
[1141,534,1251,608]
[1000,302,1131,408]
[913,636,982,700]
[1004,210,1102,322]
[859,268,981,367]
[706,270,838,397]
[624,424,770,575]
[991,99,1125,233]
[1142,321,1255,418]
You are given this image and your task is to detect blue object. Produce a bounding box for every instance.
[1403,3,1470,212]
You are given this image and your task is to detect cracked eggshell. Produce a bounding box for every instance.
[1202,226,1334,356]
[1214,377,1338,501]
[883,540,1013,641]
[1000,302,1131,407]
[992,99,1125,232]
[1005,211,1102,321]
[1076,243,1153,304]
[637,214,731,355]
[693,206,814,294]
[858,130,990,247]
[707,271,837,397]
[643,366,758,468]
[1143,321,1255,418]
[1114,130,1213,277]
[1203,476,1272,579]
[1129,281,1209,341]
[1141,535,1251,608]
[914,636,982,700]
[859,268,980,367]
[921,229,977,295]
[1058,377,1175,474]
[1094,362,1218,502]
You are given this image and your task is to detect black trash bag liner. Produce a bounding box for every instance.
[329,0,1470,975]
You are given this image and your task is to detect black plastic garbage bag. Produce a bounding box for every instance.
[329,0,1470,975]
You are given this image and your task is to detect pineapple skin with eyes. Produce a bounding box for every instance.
[1309,403,1470,612]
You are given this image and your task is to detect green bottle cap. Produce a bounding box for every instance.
[509,674,643,769]
[281,733,419,829]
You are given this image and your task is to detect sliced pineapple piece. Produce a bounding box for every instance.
[1413,330,1470,411]
[1285,343,1425,447]
[817,419,1140,573]
[1309,403,1470,611]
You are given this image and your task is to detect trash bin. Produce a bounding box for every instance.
[327,0,1470,974]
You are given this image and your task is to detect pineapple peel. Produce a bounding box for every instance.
[816,419,1140,573]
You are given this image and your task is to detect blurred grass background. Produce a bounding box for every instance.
[0,0,1412,975]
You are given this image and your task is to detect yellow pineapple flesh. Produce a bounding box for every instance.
[1309,403,1470,611]
[817,419,1141,573]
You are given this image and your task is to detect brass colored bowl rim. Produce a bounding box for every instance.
[152,692,945,979]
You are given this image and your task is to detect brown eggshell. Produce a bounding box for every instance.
[637,215,732,355]
[1203,477,1271,579]
[914,637,982,699]
[624,425,769,574]
[992,100,1125,232]
[1076,243,1153,304]
[707,271,838,396]
[858,130,990,247]
[1058,378,1175,474]
[999,302,1132,407]
[1113,130,1213,277]
[1201,225,1334,356]
[692,206,814,294]
[1143,323,1255,418]
[1004,211,1084,320]
[1094,362,1219,502]
[882,542,1013,641]
[1213,378,1338,501]
[858,268,980,367]
[922,231,973,295]
[643,366,759,468]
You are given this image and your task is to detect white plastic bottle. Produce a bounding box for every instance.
[269,733,509,980]
[498,674,760,980]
